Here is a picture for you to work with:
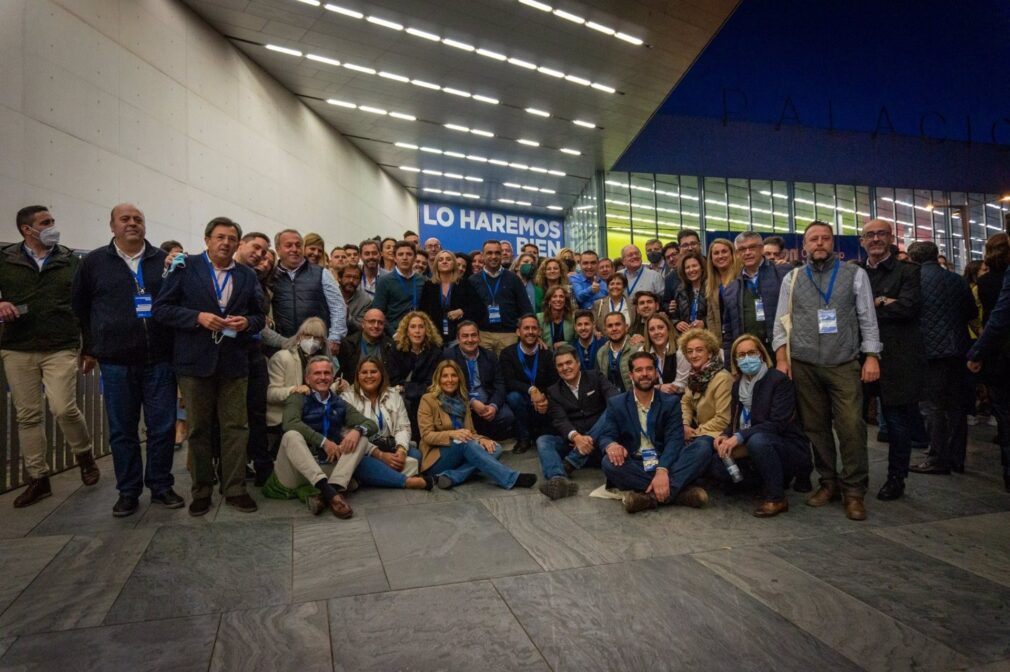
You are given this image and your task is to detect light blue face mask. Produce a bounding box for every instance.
[737,354,763,376]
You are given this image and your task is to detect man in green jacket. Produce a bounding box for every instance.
[0,206,99,508]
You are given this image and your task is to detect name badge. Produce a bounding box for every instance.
[641,447,659,472]
[134,295,153,318]
[221,328,238,338]
[488,304,502,325]
[754,299,765,322]
[817,308,838,334]
[442,317,449,336]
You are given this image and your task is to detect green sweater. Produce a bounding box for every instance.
[0,243,81,352]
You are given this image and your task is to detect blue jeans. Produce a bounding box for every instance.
[472,403,515,441]
[535,412,607,479]
[506,391,550,442]
[601,436,713,503]
[424,440,517,488]
[354,446,422,488]
[101,361,177,498]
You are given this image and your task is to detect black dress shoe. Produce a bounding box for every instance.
[876,476,905,501]
[909,460,951,475]
[512,440,531,454]
[112,495,139,517]
[792,472,813,493]
[151,489,185,509]
[225,493,258,513]
[189,497,213,517]
[13,477,51,509]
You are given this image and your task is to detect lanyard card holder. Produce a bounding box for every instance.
[488,304,502,325]
[641,447,659,472]
[134,294,153,318]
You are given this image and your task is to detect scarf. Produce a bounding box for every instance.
[687,357,723,395]
[737,362,769,412]
[438,393,467,429]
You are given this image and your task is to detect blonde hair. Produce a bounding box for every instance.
[393,311,443,352]
[427,359,469,399]
[704,239,740,297]
[728,334,772,376]
[677,327,721,358]
[284,316,327,350]
[534,258,571,290]
[643,313,675,354]
[430,250,459,284]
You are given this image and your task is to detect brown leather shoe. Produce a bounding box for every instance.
[753,499,789,518]
[674,485,709,508]
[13,477,51,508]
[844,496,867,521]
[77,452,100,486]
[622,491,657,514]
[805,482,839,507]
[330,494,353,519]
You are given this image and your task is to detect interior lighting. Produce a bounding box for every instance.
[389,112,416,121]
[504,183,522,188]
[266,44,302,56]
[559,147,582,155]
[411,79,441,90]
[473,95,500,105]
[467,155,488,162]
[394,141,568,176]
[525,108,550,117]
[422,169,443,176]
[517,139,540,147]
[488,159,510,167]
[614,32,644,45]
[399,166,420,172]
[366,16,403,30]
[423,187,443,193]
[538,67,565,78]
[470,129,494,137]
[547,205,563,210]
[508,57,537,70]
[572,119,596,128]
[443,87,471,97]
[326,99,356,108]
[359,105,387,115]
[444,190,462,196]
[585,21,614,35]
[406,27,440,40]
[518,0,552,10]
[306,54,341,66]
[444,123,470,132]
[463,194,480,199]
[476,48,507,61]
[324,4,363,19]
[564,74,591,86]
[517,200,532,206]
[442,38,475,51]
[553,9,585,24]
[379,71,410,82]
[297,0,321,5]
[444,172,464,179]
[343,63,376,74]
[395,142,419,149]
[420,146,443,154]
[465,176,483,182]
[590,83,616,93]
[444,151,466,158]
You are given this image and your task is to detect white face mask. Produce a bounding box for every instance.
[299,338,321,355]
[29,226,60,247]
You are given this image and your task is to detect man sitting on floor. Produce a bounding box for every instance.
[274,356,378,519]
[599,351,711,513]
[536,344,619,500]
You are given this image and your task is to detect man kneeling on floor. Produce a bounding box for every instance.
[536,344,619,500]
[599,351,711,513]
[274,356,377,519]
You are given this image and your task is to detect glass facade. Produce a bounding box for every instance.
[569,172,1010,271]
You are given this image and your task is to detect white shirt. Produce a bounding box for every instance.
[208,256,236,308]
[22,244,51,270]
[114,242,145,274]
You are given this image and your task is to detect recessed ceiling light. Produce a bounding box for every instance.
[509,162,529,170]
[508,57,537,70]
[585,21,614,35]
[389,111,416,121]
[463,194,480,199]
[406,27,440,40]
[537,66,565,78]
[324,4,363,19]
[297,0,321,5]
[394,141,569,177]
[399,166,420,172]
[547,205,563,210]
[266,44,302,56]
[359,105,387,115]
[472,95,500,105]
[424,187,442,193]
[518,0,552,11]
[517,200,532,206]
[444,172,464,179]
[504,183,522,188]
[521,185,539,192]
[467,155,488,162]
[539,187,556,194]
[525,107,550,118]
[529,166,548,173]
[444,190,462,196]
[465,176,483,182]
[590,82,616,93]
[306,53,340,66]
[572,119,596,128]
[564,74,591,86]
[442,38,475,51]
[395,142,419,149]
[443,87,471,97]
[422,169,443,175]
[500,198,517,204]
[488,159,509,167]
[411,79,441,90]
[470,129,494,137]
[517,139,540,147]
[560,147,581,155]
[343,63,376,74]
[548,169,566,176]
[326,98,356,108]
[615,32,644,45]
[379,71,410,82]
[444,151,466,158]
[367,16,403,30]
[421,146,443,154]
[553,9,584,24]
[476,48,507,61]
[444,123,470,132]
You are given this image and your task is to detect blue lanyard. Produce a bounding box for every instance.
[744,273,760,297]
[396,271,417,309]
[609,297,625,313]
[520,348,540,384]
[655,352,665,376]
[376,406,385,432]
[203,253,232,309]
[321,396,333,439]
[440,283,453,310]
[741,406,752,426]
[626,269,643,296]
[575,340,591,366]
[482,271,503,302]
[806,259,840,306]
[132,260,146,295]
[690,291,700,321]
[465,357,479,387]
[552,321,565,344]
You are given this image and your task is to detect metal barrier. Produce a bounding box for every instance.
[0,362,110,494]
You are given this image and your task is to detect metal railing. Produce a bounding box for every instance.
[0,363,110,494]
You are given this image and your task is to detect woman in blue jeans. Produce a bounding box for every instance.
[418,360,538,490]
[714,335,813,517]
[341,357,432,491]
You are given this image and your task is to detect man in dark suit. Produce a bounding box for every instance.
[443,320,514,441]
[599,351,710,513]
[153,217,266,516]
[501,314,559,453]
[536,344,619,500]
[337,308,395,379]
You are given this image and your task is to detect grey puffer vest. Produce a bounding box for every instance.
[788,256,861,367]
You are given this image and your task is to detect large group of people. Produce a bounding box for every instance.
[2,201,1008,523]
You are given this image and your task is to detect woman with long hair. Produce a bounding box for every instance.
[388,311,443,441]
[704,238,741,347]
[342,357,432,490]
[512,252,540,315]
[644,313,684,394]
[538,285,575,347]
[417,360,537,490]
[557,247,578,276]
[380,236,397,272]
[674,251,708,333]
[420,250,475,342]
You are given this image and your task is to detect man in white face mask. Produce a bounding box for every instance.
[1,205,101,508]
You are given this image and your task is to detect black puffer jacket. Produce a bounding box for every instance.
[918,261,974,360]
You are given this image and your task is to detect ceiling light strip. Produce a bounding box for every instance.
[514,0,645,47]
[389,141,572,178]
[309,1,619,94]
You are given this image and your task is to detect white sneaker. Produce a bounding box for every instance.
[967,415,979,426]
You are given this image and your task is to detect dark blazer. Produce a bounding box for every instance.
[598,391,685,471]
[71,240,173,365]
[723,260,791,351]
[387,344,442,405]
[500,343,559,395]
[419,279,480,342]
[545,370,619,438]
[338,331,396,379]
[443,344,506,410]
[663,271,681,309]
[860,256,924,405]
[722,369,808,448]
[152,254,265,378]
[467,269,533,333]
[674,284,708,327]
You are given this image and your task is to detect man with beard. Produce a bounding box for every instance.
[337,264,371,334]
[358,239,385,299]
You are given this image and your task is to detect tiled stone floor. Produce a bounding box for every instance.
[2,427,1010,671]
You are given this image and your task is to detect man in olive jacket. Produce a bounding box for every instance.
[0,206,99,508]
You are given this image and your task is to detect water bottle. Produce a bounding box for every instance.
[722,455,743,483]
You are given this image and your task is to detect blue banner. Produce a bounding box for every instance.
[705,231,866,264]
[419,202,565,256]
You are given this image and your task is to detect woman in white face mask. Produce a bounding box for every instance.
[266,317,346,448]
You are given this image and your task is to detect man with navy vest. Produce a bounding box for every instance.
[723,231,791,355]
[373,240,425,335]
[271,229,347,353]
[72,203,181,517]
[153,217,266,516]
[500,314,559,453]
[442,320,514,441]
[599,351,709,513]
[468,239,533,354]
[620,244,665,299]
[772,220,881,521]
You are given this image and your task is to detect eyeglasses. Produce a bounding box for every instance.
[861,230,890,240]
[736,244,762,252]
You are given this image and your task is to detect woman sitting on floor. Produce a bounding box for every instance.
[679,327,733,501]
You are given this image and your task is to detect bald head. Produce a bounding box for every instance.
[620,244,643,272]
[861,218,894,262]
[362,308,386,340]
[110,203,146,249]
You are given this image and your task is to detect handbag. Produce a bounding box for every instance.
[371,435,397,453]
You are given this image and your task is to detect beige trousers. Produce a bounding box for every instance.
[275,430,368,490]
[1,349,92,478]
[479,331,518,355]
